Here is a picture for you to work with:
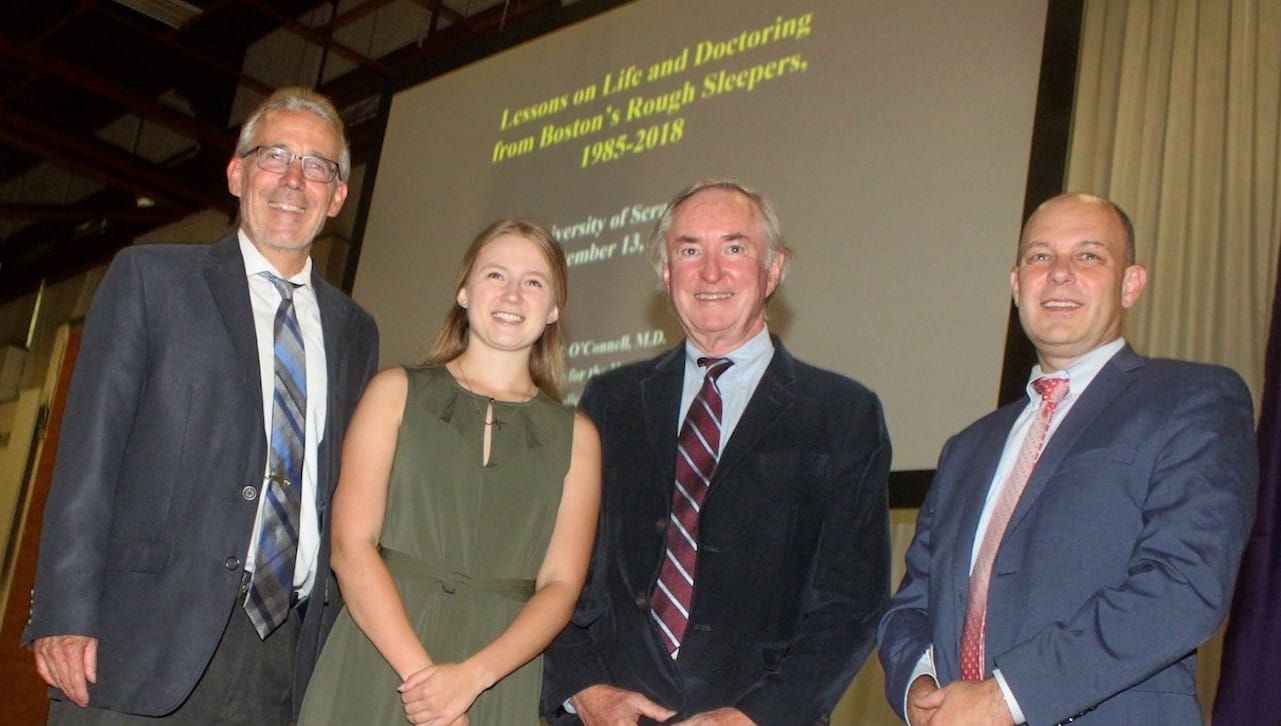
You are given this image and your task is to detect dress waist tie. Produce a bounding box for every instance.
[381,548,535,602]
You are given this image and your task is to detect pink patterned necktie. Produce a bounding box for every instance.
[959,376,1069,680]
[651,357,733,656]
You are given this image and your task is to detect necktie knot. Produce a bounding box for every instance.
[262,271,299,301]
[1032,376,1069,406]
[697,356,733,382]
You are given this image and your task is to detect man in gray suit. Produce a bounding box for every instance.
[23,87,379,724]
[878,193,1257,725]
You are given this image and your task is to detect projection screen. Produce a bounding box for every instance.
[352,0,1049,471]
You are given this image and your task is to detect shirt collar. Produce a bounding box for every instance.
[237,230,313,287]
[1027,337,1125,401]
[684,325,774,371]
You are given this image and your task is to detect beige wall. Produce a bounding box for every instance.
[0,387,41,615]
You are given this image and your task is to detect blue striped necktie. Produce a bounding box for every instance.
[246,272,306,638]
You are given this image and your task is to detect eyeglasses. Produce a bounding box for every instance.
[243,145,341,183]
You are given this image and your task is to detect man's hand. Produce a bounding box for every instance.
[914,678,1014,726]
[570,684,676,725]
[906,674,941,725]
[33,635,98,707]
[672,707,755,725]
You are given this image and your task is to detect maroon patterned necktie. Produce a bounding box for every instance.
[959,376,1069,679]
[651,357,733,656]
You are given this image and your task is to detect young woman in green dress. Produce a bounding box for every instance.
[298,220,600,725]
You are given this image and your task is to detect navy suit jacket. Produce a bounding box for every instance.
[22,234,379,716]
[878,346,1258,725]
[542,339,891,725]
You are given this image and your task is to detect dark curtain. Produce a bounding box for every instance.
[1213,250,1281,723]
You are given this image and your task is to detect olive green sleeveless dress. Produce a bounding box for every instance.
[298,365,573,725]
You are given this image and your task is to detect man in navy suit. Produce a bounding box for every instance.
[877,193,1257,725]
[23,87,379,724]
[542,179,891,725]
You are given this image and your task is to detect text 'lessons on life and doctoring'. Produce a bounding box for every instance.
[490,11,814,169]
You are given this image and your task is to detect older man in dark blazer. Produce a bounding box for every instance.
[878,193,1257,725]
[542,180,891,725]
[23,87,379,724]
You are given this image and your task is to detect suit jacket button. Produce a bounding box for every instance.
[225,556,241,571]
[634,594,648,609]
[242,485,258,501]
[654,517,667,532]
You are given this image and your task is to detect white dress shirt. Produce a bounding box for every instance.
[239,232,328,599]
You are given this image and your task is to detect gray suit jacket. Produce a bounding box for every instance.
[878,346,1258,725]
[543,339,891,725]
[22,234,379,716]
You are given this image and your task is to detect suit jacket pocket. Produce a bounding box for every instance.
[1056,443,1138,470]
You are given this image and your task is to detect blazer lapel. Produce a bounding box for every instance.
[313,275,348,508]
[945,405,1022,647]
[204,234,263,427]
[641,346,684,501]
[713,341,793,481]
[1004,346,1146,537]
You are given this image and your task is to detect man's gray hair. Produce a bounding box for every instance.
[235,86,350,182]
[646,178,791,282]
